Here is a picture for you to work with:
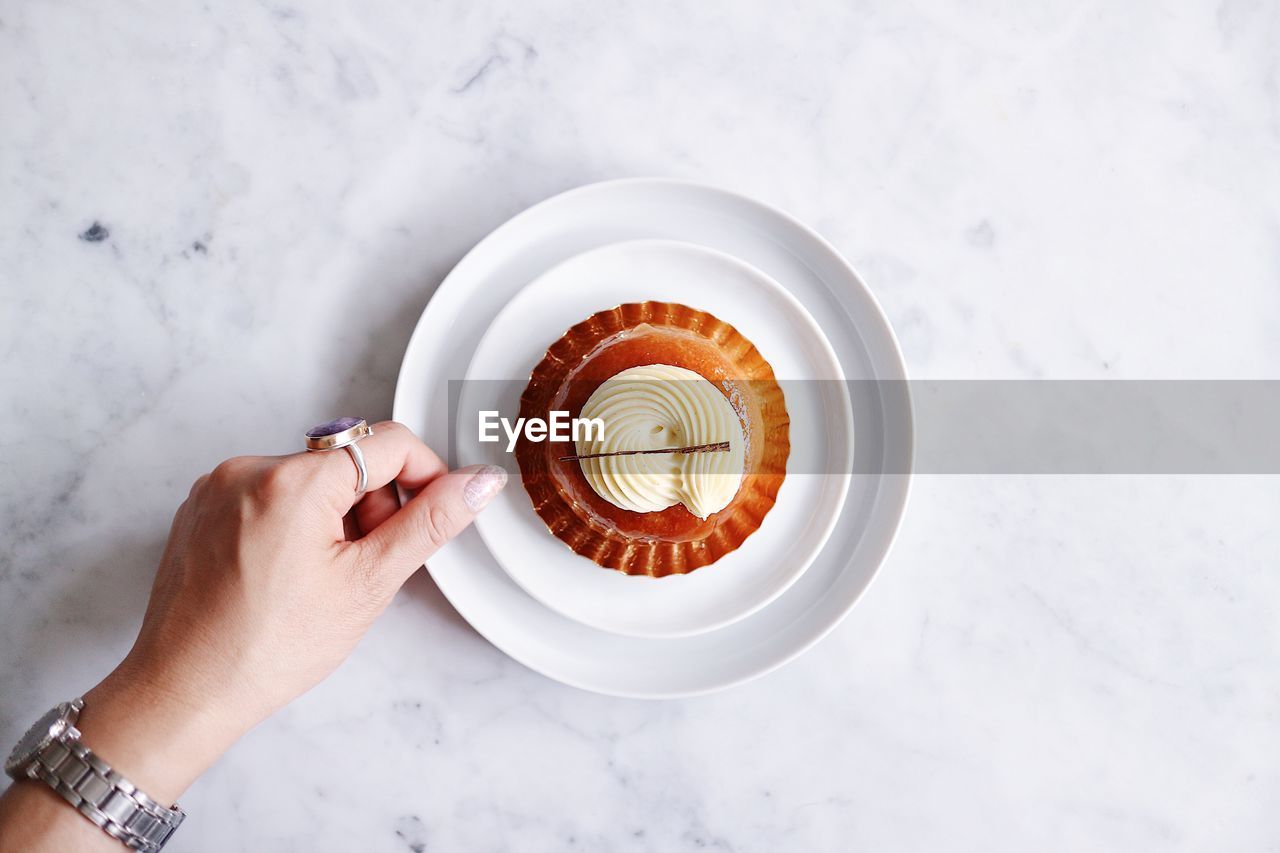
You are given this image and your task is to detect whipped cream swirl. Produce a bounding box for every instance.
[574,364,745,519]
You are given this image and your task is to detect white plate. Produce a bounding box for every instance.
[455,239,852,638]
[392,178,912,698]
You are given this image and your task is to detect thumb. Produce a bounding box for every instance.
[354,464,507,590]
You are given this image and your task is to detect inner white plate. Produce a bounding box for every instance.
[456,239,852,638]
[392,178,913,698]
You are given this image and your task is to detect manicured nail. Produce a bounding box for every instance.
[463,465,508,512]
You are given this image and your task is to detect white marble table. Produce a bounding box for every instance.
[3,2,1278,850]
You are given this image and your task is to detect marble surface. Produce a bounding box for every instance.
[3,1,1279,850]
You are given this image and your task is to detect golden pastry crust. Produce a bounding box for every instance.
[515,302,790,576]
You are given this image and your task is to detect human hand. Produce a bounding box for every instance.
[75,421,507,803]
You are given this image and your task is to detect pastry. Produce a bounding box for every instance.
[515,301,790,576]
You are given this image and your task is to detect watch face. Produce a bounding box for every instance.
[5,706,65,775]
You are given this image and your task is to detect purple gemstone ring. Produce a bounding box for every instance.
[304,417,373,494]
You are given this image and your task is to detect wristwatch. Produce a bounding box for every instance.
[4,698,185,851]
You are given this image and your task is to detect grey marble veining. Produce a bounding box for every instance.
[3,2,1279,850]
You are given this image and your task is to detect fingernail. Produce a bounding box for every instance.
[463,465,508,512]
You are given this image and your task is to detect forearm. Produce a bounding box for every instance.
[0,780,122,853]
[0,665,249,852]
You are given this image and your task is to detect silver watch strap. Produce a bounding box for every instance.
[30,737,184,851]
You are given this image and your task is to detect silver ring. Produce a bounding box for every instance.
[304,417,373,495]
